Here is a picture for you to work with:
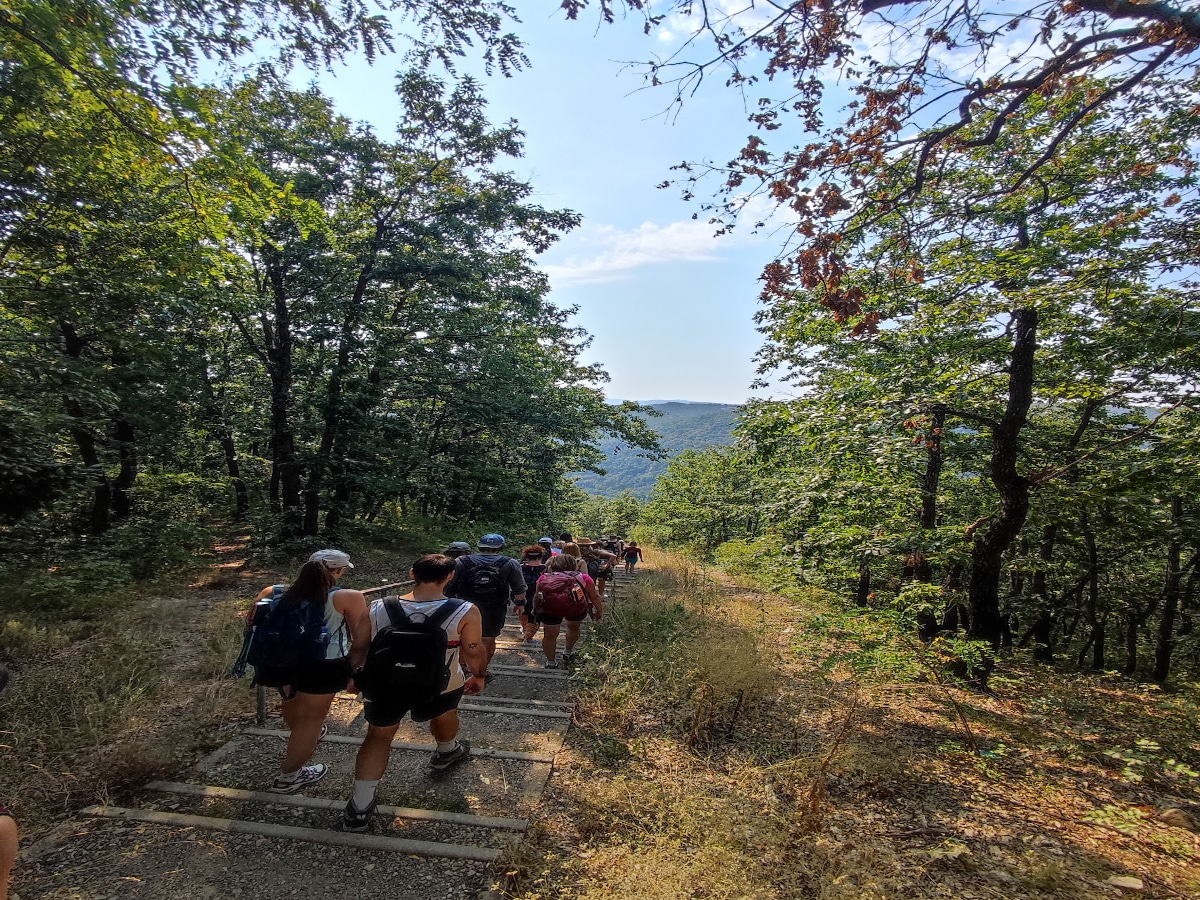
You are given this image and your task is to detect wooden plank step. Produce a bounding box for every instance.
[488,665,568,680]
[471,695,572,709]
[242,727,557,762]
[460,702,571,719]
[81,805,502,862]
[144,781,527,830]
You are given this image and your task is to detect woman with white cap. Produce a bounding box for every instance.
[251,549,370,792]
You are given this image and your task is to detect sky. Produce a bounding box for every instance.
[303,4,794,405]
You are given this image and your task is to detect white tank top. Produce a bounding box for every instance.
[367,597,472,692]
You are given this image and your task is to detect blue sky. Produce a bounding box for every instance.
[305,4,794,405]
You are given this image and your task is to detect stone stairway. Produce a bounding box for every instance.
[16,570,642,899]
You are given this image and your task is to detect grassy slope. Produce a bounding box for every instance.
[511,552,1200,899]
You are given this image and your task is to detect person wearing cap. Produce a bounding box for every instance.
[446,534,526,680]
[517,545,548,643]
[251,549,370,793]
[537,536,554,563]
[444,541,471,560]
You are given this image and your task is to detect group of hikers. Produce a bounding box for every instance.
[239,533,644,833]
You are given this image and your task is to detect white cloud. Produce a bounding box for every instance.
[540,195,796,287]
[540,218,729,286]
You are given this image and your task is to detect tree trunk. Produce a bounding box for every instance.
[219,429,250,519]
[919,407,946,530]
[1123,610,1140,677]
[59,320,113,533]
[263,262,301,532]
[1152,497,1185,682]
[856,563,872,606]
[111,417,137,520]
[968,307,1038,652]
[1030,400,1098,600]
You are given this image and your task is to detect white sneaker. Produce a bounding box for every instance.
[269,763,328,793]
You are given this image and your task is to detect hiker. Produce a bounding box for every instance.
[0,666,15,900]
[537,536,555,563]
[578,538,618,599]
[558,532,573,543]
[559,542,588,573]
[518,545,547,643]
[623,541,644,574]
[533,552,603,668]
[444,541,471,560]
[250,549,370,793]
[342,554,485,832]
[446,534,526,681]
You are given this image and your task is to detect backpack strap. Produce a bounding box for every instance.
[381,597,410,628]
[426,599,467,629]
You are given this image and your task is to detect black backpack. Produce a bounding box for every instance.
[520,562,546,600]
[357,598,465,702]
[462,555,510,603]
[247,586,331,673]
[586,556,612,579]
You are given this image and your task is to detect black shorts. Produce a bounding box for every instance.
[363,686,466,727]
[254,657,352,695]
[473,600,508,638]
[536,611,588,626]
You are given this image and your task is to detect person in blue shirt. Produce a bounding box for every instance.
[446,534,526,681]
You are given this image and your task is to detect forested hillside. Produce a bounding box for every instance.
[572,402,738,498]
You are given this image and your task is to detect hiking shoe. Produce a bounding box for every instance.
[562,650,578,665]
[269,763,328,793]
[544,659,559,669]
[341,796,377,833]
[429,740,470,774]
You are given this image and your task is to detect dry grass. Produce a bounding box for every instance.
[505,550,1200,900]
[0,533,448,837]
[0,585,255,833]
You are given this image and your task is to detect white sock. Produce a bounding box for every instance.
[436,740,459,753]
[351,779,379,809]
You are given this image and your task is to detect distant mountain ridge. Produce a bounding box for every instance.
[573,402,740,499]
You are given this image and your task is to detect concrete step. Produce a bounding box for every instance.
[190,728,554,819]
[19,815,497,898]
[132,781,522,853]
[81,805,505,861]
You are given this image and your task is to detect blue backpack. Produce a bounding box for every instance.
[247,585,331,672]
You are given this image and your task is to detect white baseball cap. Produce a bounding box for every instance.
[309,549,354,569]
